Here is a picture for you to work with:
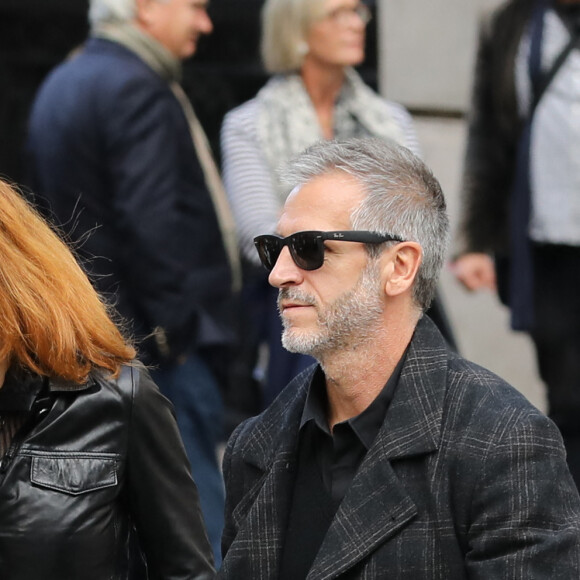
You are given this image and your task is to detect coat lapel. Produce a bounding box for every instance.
[308,317,449,579]
[307,450,418,580]
[228,368,313,578]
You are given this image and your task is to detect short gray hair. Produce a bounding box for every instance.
[88,0,171,29]
[280,138,450,311]
[261,0,326,73]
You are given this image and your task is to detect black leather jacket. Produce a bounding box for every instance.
[0,364,215,580]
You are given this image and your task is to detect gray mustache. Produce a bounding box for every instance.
[277,288,317,309]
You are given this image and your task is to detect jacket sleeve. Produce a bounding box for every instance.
[457,13,514,256]
[103,77,230,357]
[464,408,580,578]
[126,366,216,579]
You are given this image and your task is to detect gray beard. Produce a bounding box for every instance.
[279,262,383,359]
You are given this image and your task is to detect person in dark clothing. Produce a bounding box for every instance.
[25,0,240,561]
[219,138,580,579]
[453,0,580,488]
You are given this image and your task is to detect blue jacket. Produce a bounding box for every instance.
[26,38,233,363]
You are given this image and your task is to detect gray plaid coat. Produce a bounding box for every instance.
[219,317,580,579]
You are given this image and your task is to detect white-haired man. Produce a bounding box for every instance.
[26,0,238,563]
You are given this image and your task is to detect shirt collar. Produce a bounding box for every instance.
[301,366,331,435]
[300,348,408,449]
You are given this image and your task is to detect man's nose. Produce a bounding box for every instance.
[268,246,304,288]
[198,9,213,34]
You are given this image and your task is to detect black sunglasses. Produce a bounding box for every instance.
[254,230,404,272]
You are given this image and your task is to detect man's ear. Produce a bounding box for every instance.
[381,242,422,298]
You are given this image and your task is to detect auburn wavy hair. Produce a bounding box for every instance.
[0,180,135,383]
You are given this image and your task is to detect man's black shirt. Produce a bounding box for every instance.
[279,351,407,579]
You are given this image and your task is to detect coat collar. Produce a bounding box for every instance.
[0,366,95,407]
[235,316,450,578]
[92,22,181,83]
[239,365,311,471]
[241,316,447,469]
[47,375,95,393]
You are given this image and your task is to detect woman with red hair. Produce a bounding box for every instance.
[0,180,214,579]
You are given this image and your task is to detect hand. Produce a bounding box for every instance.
[451,253,497,292]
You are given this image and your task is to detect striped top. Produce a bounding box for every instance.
[221,85,421,264]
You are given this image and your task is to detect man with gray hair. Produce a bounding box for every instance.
[25,0,238,564]
[219,138,580,578]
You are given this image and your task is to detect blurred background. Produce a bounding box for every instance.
[0,0,545,411]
